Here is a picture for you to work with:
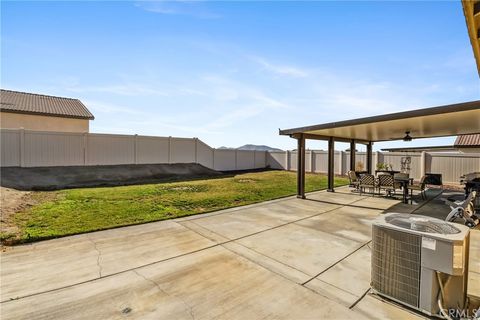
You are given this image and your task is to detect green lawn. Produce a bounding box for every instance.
[7,171,348,244]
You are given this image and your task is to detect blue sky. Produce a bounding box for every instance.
[2,1,479,151]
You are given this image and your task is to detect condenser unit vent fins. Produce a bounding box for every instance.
[372,226,422,308]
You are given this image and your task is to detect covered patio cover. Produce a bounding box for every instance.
[279,100,480,198]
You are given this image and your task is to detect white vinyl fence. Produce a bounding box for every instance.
[266,150,480,184]
[2,129,478,183]
[0,129,267,171]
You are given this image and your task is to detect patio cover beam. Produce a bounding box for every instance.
[366,142,373,174]
[350,140,356,171]
[290,133,370,145]
[328,137,335,192]
[297,134,306,199]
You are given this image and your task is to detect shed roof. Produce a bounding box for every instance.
[0,89,94,120]
[279,100,480,143]
[454,134,480,147]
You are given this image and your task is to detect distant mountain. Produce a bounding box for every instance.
[237,144,283,152]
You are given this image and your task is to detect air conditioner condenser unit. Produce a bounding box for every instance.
[371,213,470,317]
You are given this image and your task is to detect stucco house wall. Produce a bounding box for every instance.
[0,112,89,133]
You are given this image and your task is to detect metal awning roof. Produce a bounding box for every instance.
[279,100,480,143]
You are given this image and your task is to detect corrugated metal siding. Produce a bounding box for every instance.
[454,134,480,147]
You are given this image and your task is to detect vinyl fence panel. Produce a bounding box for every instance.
[429,153,480,184]
[213,149,237,171]
[266,151,286,169]
[196,139,214,169]
[254,150,266,169]
[87,134,135,165]
[136,135,169,164]
[170,137,196,163]
[24,131,85,167]
[236,150,255,171]
[1,129,20,167]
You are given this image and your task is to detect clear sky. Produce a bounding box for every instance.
[2,1,479,151]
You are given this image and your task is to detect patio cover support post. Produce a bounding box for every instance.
[328,137,335,192]
[297,134,306,199]
[350,140,356,171]
[366,141,373,174]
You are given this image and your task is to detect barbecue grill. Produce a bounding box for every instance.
[460,172,480,209]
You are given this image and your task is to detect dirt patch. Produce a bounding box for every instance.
[1,188,59,245]
[1,163,222,191]
[1,187,31,240]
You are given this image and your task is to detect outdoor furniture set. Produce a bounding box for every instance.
[348,170,427,204]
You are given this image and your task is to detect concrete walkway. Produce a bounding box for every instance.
[1,187,477,319]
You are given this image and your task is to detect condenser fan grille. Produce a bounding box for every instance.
[372,226,422,308]
[385,214,461,234]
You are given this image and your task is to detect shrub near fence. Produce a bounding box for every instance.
[0,129,267,171]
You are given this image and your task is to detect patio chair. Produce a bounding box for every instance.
[409,175,427,200]
[359,174,376,196]
[377,174,397,197]
[347,170,360,191]
[444,191,479,228]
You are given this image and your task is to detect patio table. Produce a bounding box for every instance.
[375,170,400,176]
[394,177,413,204]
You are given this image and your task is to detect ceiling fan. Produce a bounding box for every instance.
[403,131,413,142]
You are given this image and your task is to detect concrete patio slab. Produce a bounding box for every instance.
[190,198,340,240]
[307,190,364,205]
[313,244,372,297]
[0,237,100,302]
[1,187,477,320]
[352,295,427,320]
[303,278,360,307]
[295,205,381,243]
[222,241,311,284]
[1,246,363,320]
[469,229,480,298]
[236,222,364,277]
[1,220,215,301]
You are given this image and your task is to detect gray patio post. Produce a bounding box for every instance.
[327,137,335,192]
[366,141,373,174]
[297,134,306,199]
[350,139,356,171]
